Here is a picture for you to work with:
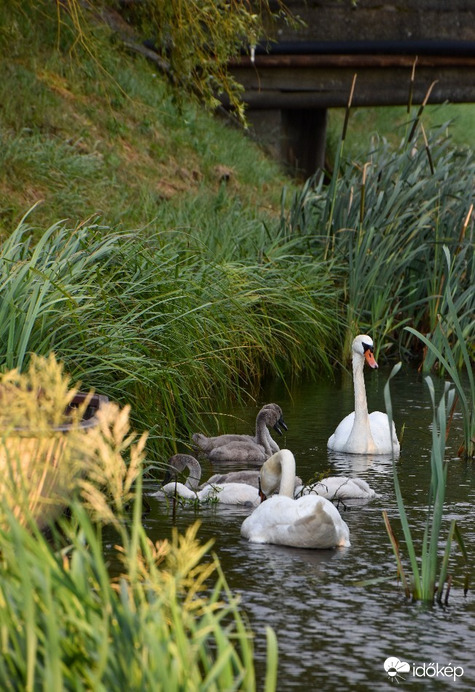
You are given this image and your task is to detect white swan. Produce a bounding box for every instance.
[241,450,350,549]
[151,454,261,506]
[154,481,261,507]
[327,334,400,455]
[295,476,375,500]
[193,404,287,463]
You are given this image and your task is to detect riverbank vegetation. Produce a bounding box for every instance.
[1,0,473,450]
[0,356,271,688]
[383,367,469,603]
[0,1,474,685]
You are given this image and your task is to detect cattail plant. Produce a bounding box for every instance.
[383,365,469,602]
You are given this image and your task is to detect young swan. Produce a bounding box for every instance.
[151,453,261,506]
[241,450,350,549]
[327,334,400,455]
[193,404,287,463]
[157,452,303,492]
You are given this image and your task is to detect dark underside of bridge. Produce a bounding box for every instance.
[225,2,475,179]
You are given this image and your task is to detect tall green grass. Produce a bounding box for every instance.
[0,509,269,689]
[0,212,341,458]
[406,248,474,458]
[383,366,469,602]
[0,362,274,689]
[0,374,274,689]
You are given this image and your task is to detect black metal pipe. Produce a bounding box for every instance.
[252,39,475,57]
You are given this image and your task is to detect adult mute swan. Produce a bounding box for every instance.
[327,334,400,455]
[193,404,287,463]
[151,454,261,506]
[241,450,350,549]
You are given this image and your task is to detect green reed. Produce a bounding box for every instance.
[383,365,469,602]
[0,375,276,690]
[0,484,272,690]
[0,212,340,459]
[406,245,474,458]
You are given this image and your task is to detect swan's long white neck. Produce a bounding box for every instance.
[353,352,369,419]
[260,449,295,497]
[278,450,296,497]
[346,351,375,451]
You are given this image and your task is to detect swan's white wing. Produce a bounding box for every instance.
[327,412,355,450]
[300,476,375,500]
[153,482,198,500]
[199,482,260,506]
[241,495,350,549]
[369,411,400,454]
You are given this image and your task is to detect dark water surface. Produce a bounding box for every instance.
[144,366,474,690]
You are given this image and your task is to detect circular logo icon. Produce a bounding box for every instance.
[384,657,410,682]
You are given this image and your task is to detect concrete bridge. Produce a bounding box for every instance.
[227,1,475,178]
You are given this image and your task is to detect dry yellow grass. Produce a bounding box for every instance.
[0,353,147,529]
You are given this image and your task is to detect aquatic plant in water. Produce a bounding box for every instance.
[406,246,474,459]
[383,364,469,602]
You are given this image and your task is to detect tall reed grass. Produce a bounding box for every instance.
[0,212,340,459]
[406,246,474,459]
[383,366,469,602]
[281,115,475,362]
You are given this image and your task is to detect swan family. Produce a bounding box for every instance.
[152,334,400,549]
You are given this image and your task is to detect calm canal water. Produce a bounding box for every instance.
[144,365,474,690]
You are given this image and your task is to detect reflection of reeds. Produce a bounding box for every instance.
[383,366,469,602]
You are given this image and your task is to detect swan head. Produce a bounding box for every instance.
[352,334,378,369]
[163,454,202,490]
[257,404,288,435]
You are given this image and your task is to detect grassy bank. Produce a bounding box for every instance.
[0,2,345,460]
[0,2,291,234]
[1,1,473,444]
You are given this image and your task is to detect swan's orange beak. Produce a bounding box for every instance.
[364,349,378,369]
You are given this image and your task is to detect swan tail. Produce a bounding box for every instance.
[289,501,350,548]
